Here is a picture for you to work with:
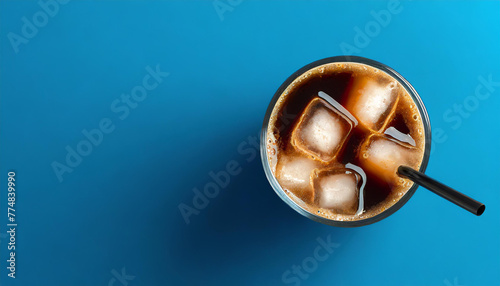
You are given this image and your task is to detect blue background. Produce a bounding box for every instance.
[1,1,499,285]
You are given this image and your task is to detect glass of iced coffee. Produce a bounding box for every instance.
[261,56,431,227]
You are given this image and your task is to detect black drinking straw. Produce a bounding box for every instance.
[397,166,485,216]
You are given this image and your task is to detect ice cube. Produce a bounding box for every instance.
[344,76,399,132]
[312,168,361,215]
[276,155,319,201]
[291,97,354,162]
[358,134,420,182]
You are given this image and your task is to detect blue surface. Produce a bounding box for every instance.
[1,1,499,285]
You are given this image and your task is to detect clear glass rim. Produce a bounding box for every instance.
[260,55,432,227]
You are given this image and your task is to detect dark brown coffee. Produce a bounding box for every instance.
[265,62,425,221]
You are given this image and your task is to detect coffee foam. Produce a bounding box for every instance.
[266,62,426,222]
